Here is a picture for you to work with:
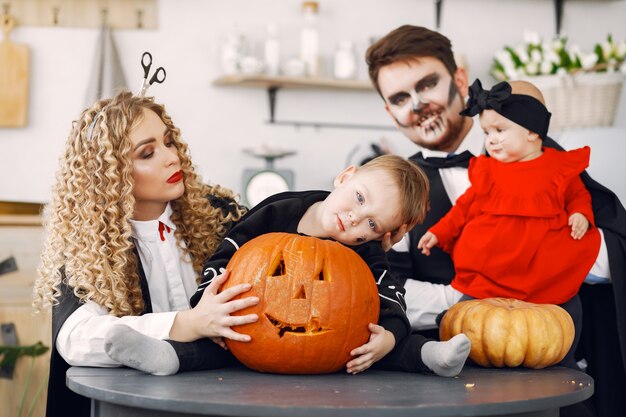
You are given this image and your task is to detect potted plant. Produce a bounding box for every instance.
[0,341,49,417]
[491,31,625,131]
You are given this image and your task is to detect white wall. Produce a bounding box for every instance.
[1,0,625,203]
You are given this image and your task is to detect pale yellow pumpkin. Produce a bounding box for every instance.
[439,298,575,369]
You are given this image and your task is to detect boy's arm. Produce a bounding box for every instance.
[354,242,411,345]
[190,202,282,307]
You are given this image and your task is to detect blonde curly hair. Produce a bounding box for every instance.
[34,91,245,316]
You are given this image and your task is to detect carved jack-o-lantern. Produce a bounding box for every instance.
[222,232,380,374]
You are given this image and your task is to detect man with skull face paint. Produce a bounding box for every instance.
[367,25,626,417]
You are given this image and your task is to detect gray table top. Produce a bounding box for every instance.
[67,365,593,417]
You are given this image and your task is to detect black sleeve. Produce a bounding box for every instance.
[190,199,289,307]
[353,242,411,346]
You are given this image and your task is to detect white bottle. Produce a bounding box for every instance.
[264,23,280,76]
[300,1,319,77]
[333,41,356,79]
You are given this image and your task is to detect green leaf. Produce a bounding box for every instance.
[0,342,49,368]
[505,46,523,68]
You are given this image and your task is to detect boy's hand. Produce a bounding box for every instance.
[345,323,395,374]
[417,231,438,256]
[170,270,259,343]
[380,223,409,252]
[569,212,589,240]
[210,336,228,350]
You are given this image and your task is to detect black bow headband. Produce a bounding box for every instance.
[460,79,552,140]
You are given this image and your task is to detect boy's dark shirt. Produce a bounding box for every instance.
[191,190,411,346]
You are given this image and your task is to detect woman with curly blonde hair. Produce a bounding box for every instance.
[34,90,258,417]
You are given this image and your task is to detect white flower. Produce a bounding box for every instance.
[540,60,553,74]
[530,49,542,63]
[515,46,529,63]
[523,30,541,45]
[504,65,520,80]
[581,53,598,70]
[545,50,560,64]
[602,42,613,59]
[552,38,565,51]
[495,51,515,68]
[616,41,626,58]
[492,32,624,80]
[525,61,539,75]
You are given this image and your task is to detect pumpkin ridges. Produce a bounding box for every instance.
[506,308,527,367]
[483,304,508,367]
[546,305,574,364]
[463,303,490,367]
[521,308,544,368]
[440,297,575,369]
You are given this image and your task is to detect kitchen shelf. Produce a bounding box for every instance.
[212,74,394,131]
[213,74,374,91]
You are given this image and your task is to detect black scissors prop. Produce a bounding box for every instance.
[139,51,166,97]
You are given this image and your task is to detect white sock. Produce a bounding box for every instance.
[104,324,179,376]
[421,333,471,377]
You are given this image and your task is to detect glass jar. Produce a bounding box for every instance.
[333,41,356,79]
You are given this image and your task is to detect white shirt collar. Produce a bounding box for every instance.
[421,116,484,158]
[130,203,177,240]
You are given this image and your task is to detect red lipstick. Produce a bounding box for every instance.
[167,171,183,183]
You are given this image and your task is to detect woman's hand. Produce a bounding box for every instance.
[345,323,395,374]
[169,270,259,343]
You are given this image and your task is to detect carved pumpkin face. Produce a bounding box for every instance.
[222,232,380,374]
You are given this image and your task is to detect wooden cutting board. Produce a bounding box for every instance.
[0,14,29,127]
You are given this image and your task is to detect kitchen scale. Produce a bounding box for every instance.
[242,147,296,207]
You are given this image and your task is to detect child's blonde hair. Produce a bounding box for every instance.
[34,91,245,316]
[359,154,430,229]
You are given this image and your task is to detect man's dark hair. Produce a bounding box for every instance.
[366,25,457,96]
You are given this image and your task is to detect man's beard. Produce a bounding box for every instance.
[395,103,465,151]
[395,82,466,151]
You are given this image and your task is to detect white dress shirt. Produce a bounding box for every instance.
[56,203,198,366]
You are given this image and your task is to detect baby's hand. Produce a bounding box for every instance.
[417,231,438,256]
[345,323,395,374]
[568,212,589,240]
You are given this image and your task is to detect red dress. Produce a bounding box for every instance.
[430,147,601,304]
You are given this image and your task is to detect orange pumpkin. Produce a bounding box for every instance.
[440,298,574,369]
[222,232,380,374]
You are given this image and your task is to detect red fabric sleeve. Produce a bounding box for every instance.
[564,176,596,227]
[430,187,477,253]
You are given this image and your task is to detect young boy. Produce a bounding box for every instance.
[104,155,471,376]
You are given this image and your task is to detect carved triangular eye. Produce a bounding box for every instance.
[318,270,325,281]
[271,257,286,276]
[294,285,306,299]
